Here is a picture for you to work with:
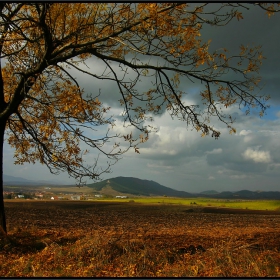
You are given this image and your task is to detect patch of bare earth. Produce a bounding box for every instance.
[1,201,280,277]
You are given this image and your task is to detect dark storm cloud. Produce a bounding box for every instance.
[5,4,280,192]
[57,4,280,191]
[68,3,280,118]
[201,4,280,104]
[206,146,270,174]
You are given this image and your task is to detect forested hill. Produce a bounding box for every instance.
[87,176,195,197]
[4,174,280,199]
[88,177,280,199]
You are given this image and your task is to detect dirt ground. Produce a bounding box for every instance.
[3,200,280,252]
[1,200,280,276]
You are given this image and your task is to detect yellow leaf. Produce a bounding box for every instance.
[229,128,236,134]
[236,11,243,21]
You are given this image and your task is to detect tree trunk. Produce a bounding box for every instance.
[0,120,7,233]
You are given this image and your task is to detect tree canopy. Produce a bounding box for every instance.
[0,3,279,232]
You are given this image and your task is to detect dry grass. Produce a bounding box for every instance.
[1,200,280,277]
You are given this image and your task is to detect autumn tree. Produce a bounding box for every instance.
[0,3,279,232]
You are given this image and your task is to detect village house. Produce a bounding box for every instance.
[71,195,81,200]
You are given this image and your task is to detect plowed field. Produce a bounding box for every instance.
[1,200,280,277]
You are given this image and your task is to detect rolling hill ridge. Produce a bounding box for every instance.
[4,174,280,199]
[3,174,59,185]
[87,176,195,197]
[87,176,280,199]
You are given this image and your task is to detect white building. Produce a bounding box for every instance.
[71,195,81,200]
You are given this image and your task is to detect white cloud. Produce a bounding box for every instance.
[239,130,253,142]
[242,148,271,163]
[276,111,280,118]
[243,135,253,143]
[206,148,222,154]
[239,130,252,136]
[208,176,215,180]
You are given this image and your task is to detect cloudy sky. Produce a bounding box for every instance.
[4,4,280,192]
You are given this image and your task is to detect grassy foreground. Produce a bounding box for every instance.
[1,200,280,277]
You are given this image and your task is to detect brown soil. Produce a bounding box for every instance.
[202,207,280,215]
[1,200,280,277]
[3,200,280,251]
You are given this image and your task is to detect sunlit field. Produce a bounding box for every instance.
[95,197,280,211]
[1,199,280,277]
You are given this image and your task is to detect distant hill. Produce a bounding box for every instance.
[4,174,280,199]
[3,174,59,186]
[87,177,280,199]
[87,176,195,197]
[199,190,219,195]
[200,190,280,200]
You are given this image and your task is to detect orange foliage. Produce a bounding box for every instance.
[0,3,279,233]
[0,3,276,183]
